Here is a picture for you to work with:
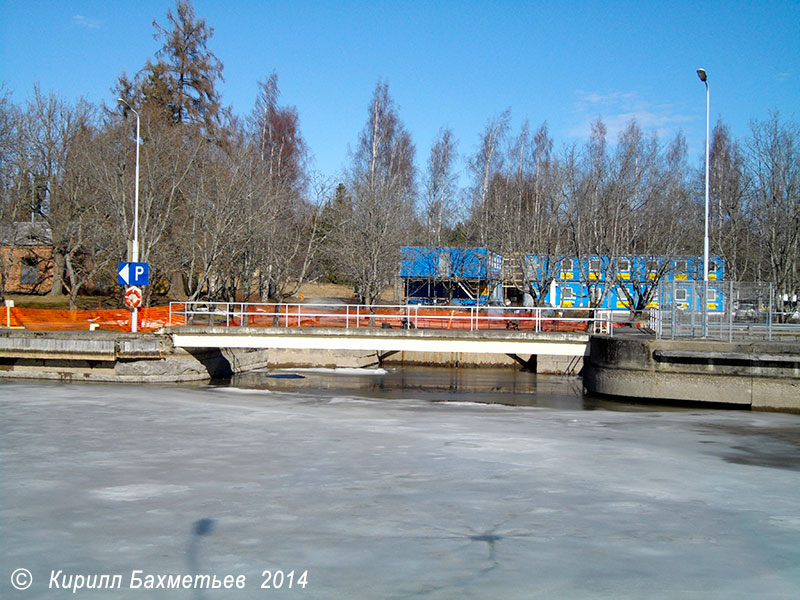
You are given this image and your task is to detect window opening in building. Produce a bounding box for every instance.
[20,256,38,285]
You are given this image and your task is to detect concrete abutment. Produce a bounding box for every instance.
[583,335,800,412]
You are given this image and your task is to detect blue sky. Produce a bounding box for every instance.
[1,0,798,185]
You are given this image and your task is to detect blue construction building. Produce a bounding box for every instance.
[400,247,504,305]
[542,255,726,312]
[400,248,725,312]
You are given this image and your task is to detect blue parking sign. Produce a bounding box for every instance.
[118,262,149,286]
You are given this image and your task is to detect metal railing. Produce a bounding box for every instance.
[168,301,617,335]
[652,280,800,341]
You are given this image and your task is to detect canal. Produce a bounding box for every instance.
[2,369,800,598]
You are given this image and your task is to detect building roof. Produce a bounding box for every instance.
[0,221,52,246]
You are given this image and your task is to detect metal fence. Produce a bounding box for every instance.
[651,281,800,341]
[168,301,616,334]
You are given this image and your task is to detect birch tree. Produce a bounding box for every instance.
[330,82,416,305]
[709,120,753,282]
[747,113,800,314]
[468,110,510,247]
[423,127,459,247]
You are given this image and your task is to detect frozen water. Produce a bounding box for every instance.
[2,374,800,599]
[280,367,389,376]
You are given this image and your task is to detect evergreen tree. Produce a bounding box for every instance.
[115,0,225,136]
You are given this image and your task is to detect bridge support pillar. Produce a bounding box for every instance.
[378,350,399,365]
[508,353,537,372]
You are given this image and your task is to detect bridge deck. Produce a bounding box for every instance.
[168,326,591,357]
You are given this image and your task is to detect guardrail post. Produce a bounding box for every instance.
[768,282,774,340]
[727,281,733,342]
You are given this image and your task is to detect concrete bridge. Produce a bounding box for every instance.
[169,326,591,371]
[0,324,590,383]
[165,301,599,371]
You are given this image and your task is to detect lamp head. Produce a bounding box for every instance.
[696,68,707,83]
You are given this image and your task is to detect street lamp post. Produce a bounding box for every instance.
[117,98,140,332]
[697,68,710,337]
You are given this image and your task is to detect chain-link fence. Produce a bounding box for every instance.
[651,281,800,341]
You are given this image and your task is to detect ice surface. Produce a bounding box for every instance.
[2,377,800,599]
[283,367,390,376]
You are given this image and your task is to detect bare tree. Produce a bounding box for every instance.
[617,131,695,314]
[709,119,753,282]
[330,82,416,305]
[18,87,96,300]
[747,113,800,314]
[248,73,316,302]
[513,122,566,305]
[178,129,253,301]
[564,118,613,307]
[423,127,459,247]
[468,110,510,247]
[0,89,24,299]
[466,118,566,305]
[109,104,203,305]
[565,118,671,310]
[56,123,119,309]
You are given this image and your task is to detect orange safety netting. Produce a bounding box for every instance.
[2,304,595,333]
[3,306,182,332]
[175,305,592,333]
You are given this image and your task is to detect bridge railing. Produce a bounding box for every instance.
[168,302,617,334]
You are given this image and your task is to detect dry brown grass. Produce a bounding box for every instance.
[4,293,122,310]
[288,281,395,303]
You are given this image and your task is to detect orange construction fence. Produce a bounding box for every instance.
[174,304,592,333]
[3,306,181,332]
[2,304,595,333]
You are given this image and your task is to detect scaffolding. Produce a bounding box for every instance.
[400,247,503,306]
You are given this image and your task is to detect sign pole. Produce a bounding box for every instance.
[118,261,148,334]
[118,98,140,333]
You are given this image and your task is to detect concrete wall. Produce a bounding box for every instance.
[0,330,269,382]
[584,335,800,412]
[379,350,582,374]
[265,347,582,374]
